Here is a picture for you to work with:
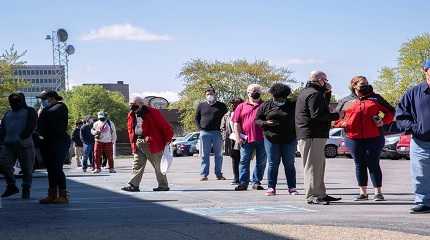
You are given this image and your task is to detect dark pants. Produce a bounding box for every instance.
[345,136,385,188]
[41,139,70,190]
[82,143,94,170]
[0,142,35,188]
[231,148,240,182]
[264,138,297,189]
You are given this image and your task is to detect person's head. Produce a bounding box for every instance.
[8,93,25,111]
[229,98,243,111]
[350,76,372,96]
[268,83,291,103]
[36,90,63,108]
[205,86,216,103]
[246,84,263,101]
[422,59,430,82]
[129,96,145,112]
[97,111,107,122]
[75,120,83,127]
[309,70,328,87]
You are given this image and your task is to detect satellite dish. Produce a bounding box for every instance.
[65,45,75,55]
[57,29,68,42]
[143,96,169,109]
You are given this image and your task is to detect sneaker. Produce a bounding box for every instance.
[265,188,276,196]
[82,168,87,173]
[200,177,208,181]
[234,184,248,191]
[109,168,116,173]
[92,169,101,174]
[373,193,385,201]
[216,175,226,180]
[288,188,299,195]
[231,181,240,185]
[1,185,19,198]
[153,187,170,192]
[252,183,265,190]
[353,194,369,201]
[319,195,342,202]
[121,184,140,192]
[307,197,322,204]
[410,204,430,214]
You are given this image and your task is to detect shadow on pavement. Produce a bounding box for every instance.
[0,177,295,240]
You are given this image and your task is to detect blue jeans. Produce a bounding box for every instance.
[200,130,223,177]
[82,143,94,170]
[239,140,267,186]
[264,138,297,189]
[410,137,430,206]
[345,136,385,187]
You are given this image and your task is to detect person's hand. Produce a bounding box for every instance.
[339,110,346,119]
[324,82,332,92]
[235,136,243,145]
[375,119,384,127]
[144,136,150,143]
[265,120,276,126]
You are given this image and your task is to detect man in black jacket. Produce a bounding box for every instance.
[37,91,70,204]
[0,93,37,199]
[295,71,341,204]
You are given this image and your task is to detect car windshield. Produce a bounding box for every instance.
[329,128,342,137]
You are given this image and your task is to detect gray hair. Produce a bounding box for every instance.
[246,83,263,93]
[130,95,144,104]
[309,70,327,81]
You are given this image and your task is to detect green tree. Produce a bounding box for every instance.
[0,45,28,115]
[374,33,430,105]
[174,59,295,131]
[62,85,129,131]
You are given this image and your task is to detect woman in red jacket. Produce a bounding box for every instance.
[335,76,394,201]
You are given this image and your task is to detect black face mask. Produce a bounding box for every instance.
[130,104,139,111]
[99,117,106,122]
[358,85,373,95]
[250,92,261,100]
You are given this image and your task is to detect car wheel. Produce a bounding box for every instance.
[325,145,338,158]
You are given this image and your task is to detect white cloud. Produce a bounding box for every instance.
[132,91,180,103]
[274,58,324,66]
[80,24,172,42]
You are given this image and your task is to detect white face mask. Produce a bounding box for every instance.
[273,100,285,106]
[206,95,216,103]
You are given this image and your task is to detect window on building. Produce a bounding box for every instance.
[44,70,47,75]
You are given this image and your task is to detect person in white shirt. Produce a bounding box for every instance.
[91,111,117,173]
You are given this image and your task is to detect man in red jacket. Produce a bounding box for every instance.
[121,96,174,192]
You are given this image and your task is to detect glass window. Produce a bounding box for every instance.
[44,70,48,75]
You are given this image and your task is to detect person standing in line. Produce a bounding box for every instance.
[121,96,173,192]
[256,83,298,196]
[195,86,228,181]
[335,76,394,201]
[396,59,430,214]
[221,98,244,185]
[91,111,117,173]
[232,84,267,191]
[295,71,341,204]
[0,93,37,199]
[37,90,70,204]
[71,120,84,168]
[80,117,95,172]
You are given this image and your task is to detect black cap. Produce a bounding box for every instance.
[36,90,63,100]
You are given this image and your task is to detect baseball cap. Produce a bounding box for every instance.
[97,111,106,119]
[36,90,63,100]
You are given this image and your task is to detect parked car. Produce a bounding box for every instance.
[296,128,346,158]
[172,132,199,156]
[396,133,411,159]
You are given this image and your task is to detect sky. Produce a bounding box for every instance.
[0,0,428,101]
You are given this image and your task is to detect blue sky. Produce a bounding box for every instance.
[0,0,428,101]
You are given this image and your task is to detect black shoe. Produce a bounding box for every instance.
[353,194,368,201]
[252,183,265,190]
[1,185,19,198]
[234,184,248,191]
[22,186,31,200]
[373,193,385,201]
[410,204,430,214]
[216,175,226,180]
[231,181,240,185]
[320,195,342,202]
[121,184,140,192]
[153,187,170,192]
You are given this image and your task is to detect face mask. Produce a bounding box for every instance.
[130,104,139,111]
[206,95,216,103]
[358,85,372,95]
[250,92,260,100]
[273,100,285,106]
[41,99,49,108]
[99,117,106,122]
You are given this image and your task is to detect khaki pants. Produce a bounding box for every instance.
[298,138,327,200]
[74,146,83,167]
[129,140,168,188]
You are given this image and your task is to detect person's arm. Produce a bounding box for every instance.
[80,126,86,144]
[395,90,416,133]
[231,104,243,144]
[91,122,98,135]
[154,109,174,144]
[110,121,117,143]
[255,103,267,128]
[20,108,37,139]
[195,103,202,130]
[308,93,339,122]
[375,94,395,126]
